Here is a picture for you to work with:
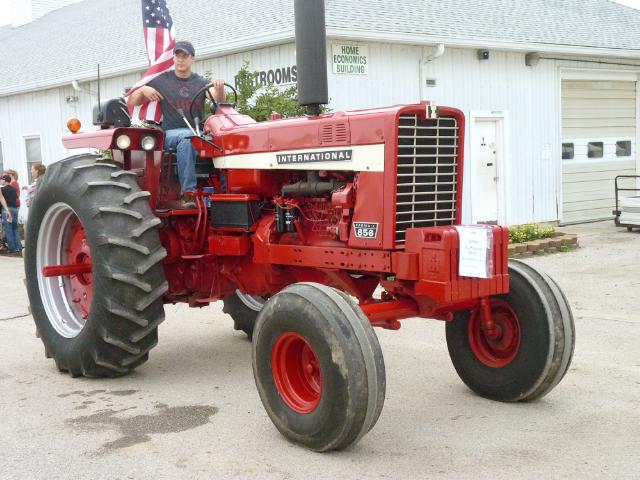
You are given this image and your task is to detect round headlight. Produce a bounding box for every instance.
[115,134,131,149]
[140,135,156,151]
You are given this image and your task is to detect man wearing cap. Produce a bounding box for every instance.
[128,41,225,208]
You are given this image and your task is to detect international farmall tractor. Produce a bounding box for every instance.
[25,0,574,452]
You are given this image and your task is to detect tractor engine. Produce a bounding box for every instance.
[158,168,355,300]
[152,102,472,315]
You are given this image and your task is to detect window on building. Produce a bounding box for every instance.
[562,143,574,160]
[25,136,42,183]
[587,142,603,159]
[616,140,632,157]
[0,139,4,174]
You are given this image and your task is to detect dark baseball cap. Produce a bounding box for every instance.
[174,41,195,56]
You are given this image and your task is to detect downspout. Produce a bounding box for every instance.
[419,43,445,100]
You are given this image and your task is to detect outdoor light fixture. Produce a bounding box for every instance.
[477,49,490,60]
[525,52,540,66]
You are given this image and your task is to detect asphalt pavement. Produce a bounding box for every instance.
[0,221,638,479]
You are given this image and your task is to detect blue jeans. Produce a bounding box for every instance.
[164,128,197,195]
[2,207,21,252]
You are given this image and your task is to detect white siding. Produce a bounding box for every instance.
[197,42,421,111]
[328,43,422,109]
[0,71,140,210]
[1,39,639,225]
[419,48,560,225]
[420,49,640,225]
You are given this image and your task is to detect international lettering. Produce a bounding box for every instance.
[276,149,354,164]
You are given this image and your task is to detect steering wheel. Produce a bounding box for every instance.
[189,82,238,123]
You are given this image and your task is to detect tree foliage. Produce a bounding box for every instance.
[206,61,326,121]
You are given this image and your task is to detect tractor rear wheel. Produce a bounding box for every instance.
[252,283,386,451]
[222,290,265,340]
[445,259,575,402]
[24,154,167,377]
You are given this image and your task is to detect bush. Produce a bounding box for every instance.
[205,61,327,121]
[508,224,555,243]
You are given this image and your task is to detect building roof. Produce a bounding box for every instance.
[1,0,640,97]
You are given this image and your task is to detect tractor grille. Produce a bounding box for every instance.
[395,114,459,245]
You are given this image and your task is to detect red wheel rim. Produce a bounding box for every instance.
[271,332,322,414]
[468,299,521,368]
[67,219,93,321]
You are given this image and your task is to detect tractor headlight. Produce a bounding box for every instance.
[115,134,131,150]
[140,135,156,151]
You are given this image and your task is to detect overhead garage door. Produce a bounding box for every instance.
[561,79,637,223]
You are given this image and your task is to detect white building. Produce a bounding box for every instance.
[1,0,639,224]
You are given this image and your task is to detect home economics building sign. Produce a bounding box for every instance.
[332,44,368,75]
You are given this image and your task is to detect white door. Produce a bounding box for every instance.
[472,120,499,223]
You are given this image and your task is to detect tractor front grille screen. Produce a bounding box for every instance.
[395,114,459,245]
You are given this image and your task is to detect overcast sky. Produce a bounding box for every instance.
[0,0,639,26]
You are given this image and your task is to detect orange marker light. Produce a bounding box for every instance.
[67,118,81,133]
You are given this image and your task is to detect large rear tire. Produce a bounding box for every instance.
[25,155,167,377]
[252,283,386,451]
[445,259,575,402]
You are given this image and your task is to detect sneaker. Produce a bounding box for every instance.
[7,250,22,257]
[179,196,197,209]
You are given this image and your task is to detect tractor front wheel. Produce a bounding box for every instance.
[445,259,575,402]
[252,283,386,451]
[25,155,167,377]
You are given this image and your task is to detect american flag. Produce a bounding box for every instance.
[127,0,176,123]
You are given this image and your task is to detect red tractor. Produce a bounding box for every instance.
[24,0,574,452]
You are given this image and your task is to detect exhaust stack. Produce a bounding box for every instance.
[294,0,329,116]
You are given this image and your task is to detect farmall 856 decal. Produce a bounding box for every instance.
[353,222,379,238]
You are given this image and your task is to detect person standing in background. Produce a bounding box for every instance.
[23,164,46,208]
[0,184,12,252]
[0,175,20,256]
[4,169,21,209]
[3,169,21,253]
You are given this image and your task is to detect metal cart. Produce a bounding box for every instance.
[613,175,640,231]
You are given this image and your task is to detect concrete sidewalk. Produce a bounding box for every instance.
[0,221,638,479]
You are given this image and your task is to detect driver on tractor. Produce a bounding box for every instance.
[127,40,225,209]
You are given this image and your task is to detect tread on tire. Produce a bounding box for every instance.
[25,154,167,377]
